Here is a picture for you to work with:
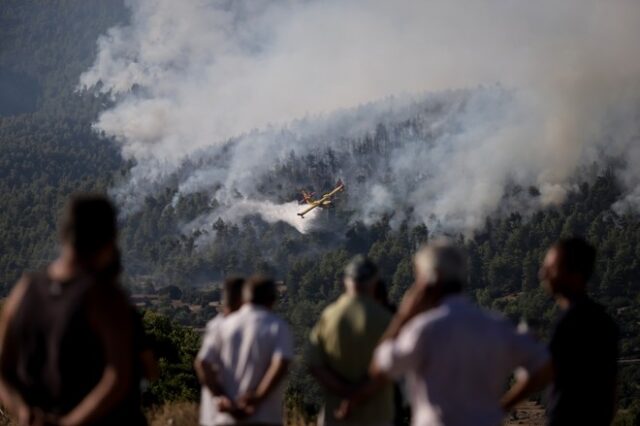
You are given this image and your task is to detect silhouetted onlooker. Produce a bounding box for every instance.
[371,240,550,426]
[540,237,619,426]
[194,276,245,426]
[204,275,293,425]
[308,256,394,426]
[0,195,142,425]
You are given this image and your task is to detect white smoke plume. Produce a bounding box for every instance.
[80,0,640,233]
[184,200,317,242]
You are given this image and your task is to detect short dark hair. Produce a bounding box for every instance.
[555,237,597,281]
[60,194,117,259]
[344,256,378,285]
[244,275,276,307]
[223,276,245,309]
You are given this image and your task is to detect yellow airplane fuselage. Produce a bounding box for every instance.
[297,183,344,218]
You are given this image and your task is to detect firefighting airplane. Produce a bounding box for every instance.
[297,180,345,218]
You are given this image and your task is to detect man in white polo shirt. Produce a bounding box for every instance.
[370,240,551,426]
[205,276,293,426]
[195,276,245,426]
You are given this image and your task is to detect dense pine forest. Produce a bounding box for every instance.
[1,1,639,424]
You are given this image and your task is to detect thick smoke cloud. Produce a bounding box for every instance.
[80,0,640,233]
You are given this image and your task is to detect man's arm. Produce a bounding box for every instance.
[307,313,354,398]
[501,328,553,413]
[131,310,159,382]
[333,374,388,420]
[0,277,31,425]
[334,324,425,421]
[195,320,251,419]
[501,360,553,412]
[140,350,159,382]
[240,357,290,412]
[194,356,248,419]
[380,283,435,341]
[195,318,231,398]
[239,320,294,414]
[58,287,133,426]
[374,307,427,374]
[194,357,229,398]
[308,364,355,398]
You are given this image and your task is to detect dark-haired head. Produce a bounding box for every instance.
[554,237,596,281]
[344,256,379,295]
[540,236,596,300]
[60,194,119,274]
[243,275,277,308]
[223,276,245,313]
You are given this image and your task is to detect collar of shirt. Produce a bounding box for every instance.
[439,293,470,309]
[339,293,367,302]
[239,303,270,314]
[341,292,382,305]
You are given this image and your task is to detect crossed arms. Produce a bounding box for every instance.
[195,355,290,419]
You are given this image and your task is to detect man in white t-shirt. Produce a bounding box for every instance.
[205,276,294,426]
[195,277,245,426]
[369,240,551,426]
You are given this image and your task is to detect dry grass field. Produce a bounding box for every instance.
[144,401,547,426]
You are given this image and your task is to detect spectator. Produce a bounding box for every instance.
[371,240,550,426]
[539,237,619,426]
[205,276,293,425]
[308,256,394,426]
[0,195,142,425]
[372,279,409,426]
[194,276,245,426]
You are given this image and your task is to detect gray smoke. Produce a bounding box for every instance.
[80,0,640,233]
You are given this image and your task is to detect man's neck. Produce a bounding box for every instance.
[248,302,272,311]
[556,291,588,310]
[345,287,365,297]
[49,246,78,281]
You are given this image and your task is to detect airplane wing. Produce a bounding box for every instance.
[298,203,319,218]
[323,184,345,198]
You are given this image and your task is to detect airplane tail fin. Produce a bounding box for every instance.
[299,190,315,204]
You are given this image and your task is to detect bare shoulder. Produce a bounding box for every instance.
[1,275,30,319]
[0,275,31,340]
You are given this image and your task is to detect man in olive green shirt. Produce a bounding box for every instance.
[307,256,394,426]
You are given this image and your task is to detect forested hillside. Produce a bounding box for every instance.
[0,1,639,424]
[0,0,126,287]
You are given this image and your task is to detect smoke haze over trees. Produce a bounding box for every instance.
[79,0,640,233]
